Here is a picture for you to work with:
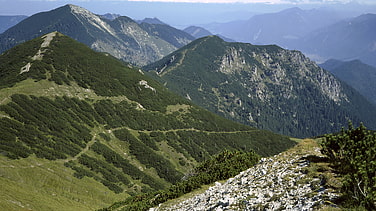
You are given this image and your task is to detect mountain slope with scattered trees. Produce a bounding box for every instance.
[0,32,294,210]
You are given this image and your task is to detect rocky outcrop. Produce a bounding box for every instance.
[153,139,339,211]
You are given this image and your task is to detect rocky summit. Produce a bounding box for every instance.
[153,139,340,211]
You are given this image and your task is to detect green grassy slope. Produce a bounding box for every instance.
[0,155,129,211]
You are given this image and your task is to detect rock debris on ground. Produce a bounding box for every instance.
[152,139,339,211]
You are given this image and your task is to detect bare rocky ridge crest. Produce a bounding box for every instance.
[67,4,177,66]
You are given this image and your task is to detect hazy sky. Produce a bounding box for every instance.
[1,0,376,27]
[5,0,373,4]
[126,0,361,3]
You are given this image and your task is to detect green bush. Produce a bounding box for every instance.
[90,141,164,190]
[114,129,183,184]
[0,94,94,160]
[321,122,376,209]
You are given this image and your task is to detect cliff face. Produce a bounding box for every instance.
[146,36,376,138]
[153,139,340,210]
[217,46,347,103]
[320,59,376,105]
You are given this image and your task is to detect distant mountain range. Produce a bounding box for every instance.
[0,4,194,66]
[138,17,167,25]
[203,7,344,48]
[298,13,376,67]
[0,32,294,210]
[145,36,376,138]
[0,15,27,33]
[321,59,376,105]
[184,26,212,38]
[101,13,121,20]
[201,7,376,68]
[183,25,234,42]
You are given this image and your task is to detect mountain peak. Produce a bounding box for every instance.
[101,13,121,20]
[139,17,166,25]
[0,4,194,66]
[67,4,88,14]
[281,7,303,14]
[67,4,106,24]
[321,59,376,105]
[184,26,212,39]
[66,4,118,40]
[355,13,376,22]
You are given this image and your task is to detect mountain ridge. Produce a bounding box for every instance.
[145,36,376,138]
[298,13,376,66]
[0,15,27,33]
[184,26,212,38]
[204,7,343,48]
[0,4,194,66]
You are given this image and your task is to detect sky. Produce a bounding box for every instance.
[125,0,352,3]
[1,0,376,27]
[5,0,373,4]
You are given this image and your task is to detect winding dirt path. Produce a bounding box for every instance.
[63,134,97,163]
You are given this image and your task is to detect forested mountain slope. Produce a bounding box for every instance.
[145,36,376,138]
[0,32,294,210]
